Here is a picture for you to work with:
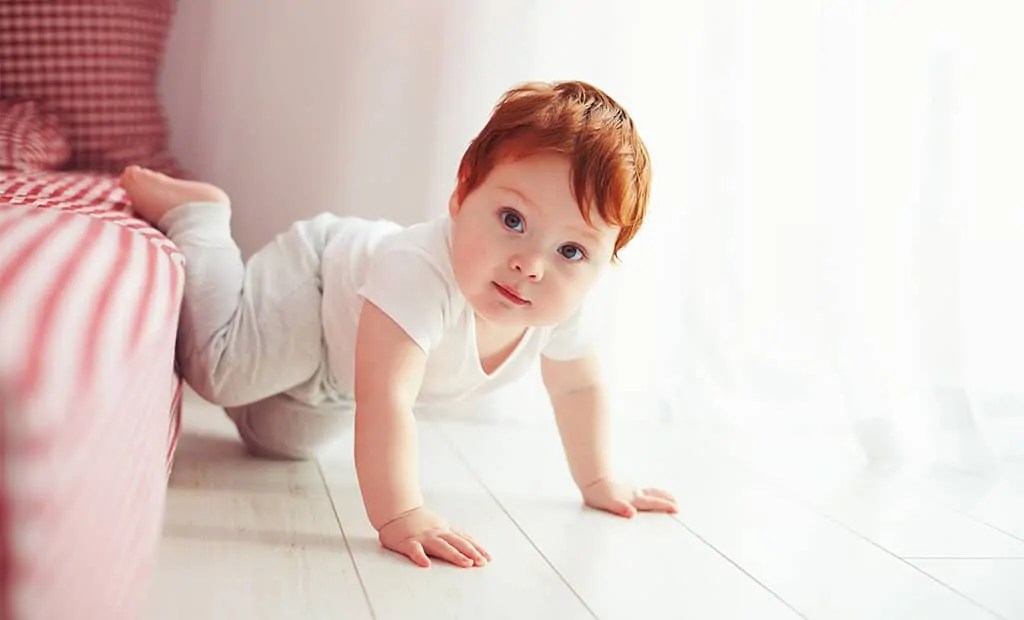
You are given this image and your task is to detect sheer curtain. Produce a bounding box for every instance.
[430,0,1023,467]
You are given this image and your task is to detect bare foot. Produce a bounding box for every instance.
[119,165,230,225]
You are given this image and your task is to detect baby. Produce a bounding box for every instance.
[121,80,677,569]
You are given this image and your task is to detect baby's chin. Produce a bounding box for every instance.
[470,302,568,330]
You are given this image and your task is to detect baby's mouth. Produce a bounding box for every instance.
[493,282,530,306]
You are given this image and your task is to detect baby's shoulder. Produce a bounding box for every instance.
[373,213,450,259]
[366,215,454,286]
[357,215,466,353]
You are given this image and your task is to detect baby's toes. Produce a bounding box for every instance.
[120,165,153,191]
[119,165,138,187]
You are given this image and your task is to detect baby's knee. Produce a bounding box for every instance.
[225,397,353,461]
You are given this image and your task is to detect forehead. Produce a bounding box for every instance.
[487,151,573,199]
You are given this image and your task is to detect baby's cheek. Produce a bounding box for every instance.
[562,272,597,304]
[467,234,496,261]
[547,274,580,309]
[461,236,490,266]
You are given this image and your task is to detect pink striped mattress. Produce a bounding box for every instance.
[0,171,184,619]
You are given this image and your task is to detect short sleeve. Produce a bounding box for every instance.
[541,303,598,361]
[357,246,454,354]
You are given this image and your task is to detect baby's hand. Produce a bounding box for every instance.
[378,506,491,568]
[582,478,679,518]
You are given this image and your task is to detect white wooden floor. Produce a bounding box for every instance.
[143,388,1024,620]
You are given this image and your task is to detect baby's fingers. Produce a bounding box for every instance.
[442,532,488,566]
[632,493,679,513]
[643,487,677,503]
[425,536,474,568]
[454,529,493,562]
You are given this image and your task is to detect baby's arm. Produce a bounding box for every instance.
[541,353,678,517]
[353,300,490,568]
[353,300,426,526]
[541,353,613,489]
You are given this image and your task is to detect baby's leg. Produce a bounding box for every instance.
[121,167,338,407]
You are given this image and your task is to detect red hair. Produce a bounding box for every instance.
[455,80,652,260]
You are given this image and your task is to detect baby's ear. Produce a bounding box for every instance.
[448,188,462,218]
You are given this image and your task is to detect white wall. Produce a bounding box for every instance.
[161,0,442,257]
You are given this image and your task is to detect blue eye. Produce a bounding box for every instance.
[501,209,524,232]
[559,244,586,261]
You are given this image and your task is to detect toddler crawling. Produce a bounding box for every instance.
[121,80,677,568]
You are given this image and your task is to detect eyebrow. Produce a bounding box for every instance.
[495,185,607,248]
[495,185,535,208]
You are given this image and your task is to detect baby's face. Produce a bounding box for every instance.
[448,152,618,329]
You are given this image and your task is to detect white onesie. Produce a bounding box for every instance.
[320,212,594,406]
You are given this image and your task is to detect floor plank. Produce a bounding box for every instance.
[143,390,373,620]
[722,443,1024,559]
[143,490,373,620]
[435,421,806,620]
[439,420,1003,620]
[913,465,1024,544]
[910,559,1024,620]
[319,422,596,620]
[657,419,1024,559]
[146,390,1018,619]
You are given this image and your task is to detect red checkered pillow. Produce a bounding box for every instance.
[0,0,182,175]
[0,99,71,172]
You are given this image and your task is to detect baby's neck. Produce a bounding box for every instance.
[473,312,526,341]
[473,313,528,375]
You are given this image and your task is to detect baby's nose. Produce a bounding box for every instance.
[510,253,544,280]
